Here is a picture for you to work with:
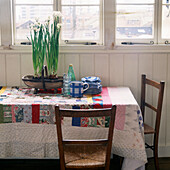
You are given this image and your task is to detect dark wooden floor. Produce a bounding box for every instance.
[0,157,170,170]
[146,158,170,170]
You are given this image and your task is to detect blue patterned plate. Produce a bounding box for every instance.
[81,76,101,83]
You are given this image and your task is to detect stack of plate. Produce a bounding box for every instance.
[81,76,102,95]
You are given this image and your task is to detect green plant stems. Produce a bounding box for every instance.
[30,12,61,78]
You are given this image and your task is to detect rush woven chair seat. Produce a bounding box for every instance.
[141,74,165,170]
[55,105,116,170]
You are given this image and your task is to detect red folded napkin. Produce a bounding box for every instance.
[38,88,62,94]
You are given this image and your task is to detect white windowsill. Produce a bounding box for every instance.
[0,44,107,53]
[1,44,170,54]
[115,44,170,49]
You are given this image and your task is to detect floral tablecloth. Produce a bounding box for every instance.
[0,86,147,170]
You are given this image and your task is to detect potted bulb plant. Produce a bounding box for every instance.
[22,11,63,92]
[45,12,62,78]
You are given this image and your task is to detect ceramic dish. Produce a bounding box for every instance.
[81,76,101,83]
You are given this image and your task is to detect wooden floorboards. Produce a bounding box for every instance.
[0,157,170,170]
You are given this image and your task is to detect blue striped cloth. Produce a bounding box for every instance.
[81,77,102,95]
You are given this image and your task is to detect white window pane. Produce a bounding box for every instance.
[117,0,154,4]
[15,6,53,40]
[116,5,154,39]
[62,0,99,5]
[163,0,170,4]
[162,5,170,38]
[62,6,99,40]
[16,0,53,4]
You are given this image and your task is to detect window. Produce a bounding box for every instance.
[116,0,155,44]
[116,0,170,45]
[161,0,170,43]
[14,0,54,44]
[10,0,170,47]
[13,0,103,45]
[60,0,103,45]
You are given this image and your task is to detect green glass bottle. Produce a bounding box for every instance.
[68,64,76,81]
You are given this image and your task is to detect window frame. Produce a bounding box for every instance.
[12,0,56,45]
[158,0,170,44]
[2,0,170,49]
[115,0,157,45]
[12,0,104,46]
[58,0,103,45]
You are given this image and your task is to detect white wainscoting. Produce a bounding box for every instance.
[0,49,170,157]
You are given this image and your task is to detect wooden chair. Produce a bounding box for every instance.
[141,74,165,170]
[55,105,116,170]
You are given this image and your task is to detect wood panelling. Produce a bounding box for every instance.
[6,54,20,86]
[138,54,153,119]
[0,54,6,86]
[153,54,167,146]
[95,54,109,86]
[20,54,34,87]
[123,54,138,100]
[138,54,153,103]
[57,54,65,76]
[110,54,124,86]
[80,54,95,78]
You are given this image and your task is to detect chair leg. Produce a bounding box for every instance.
[153,145,159,170]
[112,154,123,169]
[120,156,124,168]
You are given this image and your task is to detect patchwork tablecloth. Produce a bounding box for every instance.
[0,86,147,169]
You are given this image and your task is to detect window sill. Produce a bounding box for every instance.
[0,44,107,53]
[60,44,107,51]
[114,44,170,52]
[1,44,170,54]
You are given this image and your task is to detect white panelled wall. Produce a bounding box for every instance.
[0,49,170,157]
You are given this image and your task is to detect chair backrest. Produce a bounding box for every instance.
[140,74,165,135]
[55,105,116,170]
